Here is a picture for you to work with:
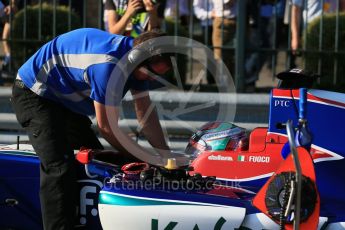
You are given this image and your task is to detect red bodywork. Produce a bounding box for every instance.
[190,128,287,181]
[253,147,320,230]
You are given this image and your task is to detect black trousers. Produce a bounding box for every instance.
[11,80,103,230]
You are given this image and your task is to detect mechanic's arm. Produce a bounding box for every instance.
[107,0,142,35]
[291,4,301,54]
[131,90,171,155]
[131,90,192,166]
[94,100,164,165]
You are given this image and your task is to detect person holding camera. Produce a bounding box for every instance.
[103,0,163,37]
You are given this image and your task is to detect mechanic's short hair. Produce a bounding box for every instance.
[133,30,166,47]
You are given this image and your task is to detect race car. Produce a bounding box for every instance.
[1,69,344,229]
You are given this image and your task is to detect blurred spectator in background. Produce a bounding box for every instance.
[323,0,345,13]
[212,0,236,79]
[162,0,191,88]
[193,0,214,84]
[193,0,214,46]
[103,0,163,37]
[290,0,345,53]
[290,0,322,54]
[290,0,345,68]
[164,0,191,28]
[245,0,286,89]
[0,0,16,75]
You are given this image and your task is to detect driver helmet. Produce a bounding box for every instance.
[185,121,249,158]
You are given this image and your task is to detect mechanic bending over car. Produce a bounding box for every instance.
[11,28,189,230]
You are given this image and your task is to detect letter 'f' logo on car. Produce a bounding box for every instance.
[77,179,103,225]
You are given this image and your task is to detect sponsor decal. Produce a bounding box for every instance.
[248,156,270,163]
[77,179,103,225]
[202,128,242,141]
[274,99,290,107]
[151,217,226,230]
[237,155,245,162]
[208,155,233,161]
[237,155,271,163]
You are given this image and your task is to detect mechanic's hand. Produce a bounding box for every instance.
[126,0,144,17]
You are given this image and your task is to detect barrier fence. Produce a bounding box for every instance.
[0,0,344,91]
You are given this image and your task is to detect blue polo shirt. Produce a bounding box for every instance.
[18,28,148,115]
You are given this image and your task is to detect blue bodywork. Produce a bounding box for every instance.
[1,88,345,229]
[269,89,345,222]
[0,152,41,229]
[0,151,105,229]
